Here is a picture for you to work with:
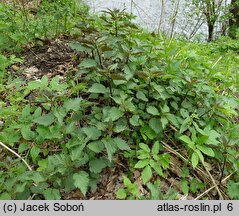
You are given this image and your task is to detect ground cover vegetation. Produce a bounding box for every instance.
[0,0,238,200]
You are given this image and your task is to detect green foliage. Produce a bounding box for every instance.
[0,2,238,200]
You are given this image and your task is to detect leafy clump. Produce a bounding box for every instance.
[0,2,238,200]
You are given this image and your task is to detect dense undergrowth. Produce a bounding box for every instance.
[0,0,239,200]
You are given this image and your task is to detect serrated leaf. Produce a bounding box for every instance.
[146,106,160,116]
[22,105,31,118]
[195,149,204,164]
[113,137,130,150]
[43,188,61,200]
[103,107,124,122]
[64,98,82,112]
[152,141,160,155]
[41,76,48,88]
[151,82,164,94]
[30,146,40,160]
[50,76,67,91]
[83,127,101,140]
[89,159,107,173]
[79,59,97,68]
[141,165,152,184]
[102,139,117,162]
[33,113,55,126]
[196,145,214,157]
[27,80,42,90]
[116,188,127,199]
[161,103,170,113]
[21,125,36,140]
[70,42,91,52]
[136,91,148,102]
[113,118,128,133]
[179,118,190,134]
[73,171,89,196]
[181,180,189,195]
[191,152,199,168]
[227,181,239,199]
[134,159,149,168]
[179,135,194,145]
[149,118,162,133]
[18,143,29,154]
[150,160,163,176]
[161,116,168,129]
[87,141,104,153]
[166,114,179,128]
[139,143,150,153]
[0,192,11,200]
[129,115,140,126]
[88,83,108,94]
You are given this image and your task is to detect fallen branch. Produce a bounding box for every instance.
[0,141,32,171]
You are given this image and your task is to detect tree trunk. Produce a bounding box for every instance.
[229,0,239,38]
[208,22,214,41]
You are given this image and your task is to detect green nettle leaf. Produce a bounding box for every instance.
[79,59,97,68]
[73,171,90,196]
[21,105,31,118]
[196,145,214,157]
[102,139,117,162]
[27,80,42,90]
[114,118,128,133]
[41,75,48,89]
[50,76,68,91]
[123,99,136,112]
[179,135,194,145]
[18,143,29,153]
[103,107,124,122]
[179,117,191,134]
[83,127,102,140]
[195,149,204,164]
[43,188,61,200]
[181,180,189,195]
[21,125,36,140]
[150,160,163,176]
[160,116,168,129]
[30,146,40,160]
[89,159,107,173]
[191,152,199,168]
[151,82,164,94]
[64,98,82,112]
[149,118,162,133]
[88,83,108,94]
[165,114,179,128]
[134,159,149,169]
[33,113,55,126]
[152,141,160,155]
[161,103,170,113]
[87,141,105,153]
[33,107,42,118]
[227,181,239,199]
[136,91,148,102]
[116,188,127,199]
[70,42,91,52]
[0,192,11,200]
[206,130,220,145]
[139,143,150,153]
[129,115,140,126]
[146,106,160,116]
[141,165,152,184]
[113,137,130,150]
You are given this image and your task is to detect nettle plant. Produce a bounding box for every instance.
[70,9,239,198]
[0,8,238,200]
